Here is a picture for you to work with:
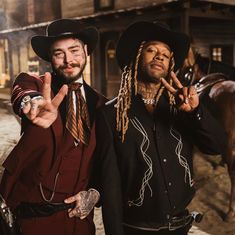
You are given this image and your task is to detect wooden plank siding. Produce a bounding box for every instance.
[61,0,94,18]
[0,0,235,95]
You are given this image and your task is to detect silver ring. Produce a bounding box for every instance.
[31,103,37,109]
[21,102,27,109]
[20,95,31,109]
[22,95,31,103]
[31,96,43,101]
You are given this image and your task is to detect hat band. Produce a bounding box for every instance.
[47,32,75,37]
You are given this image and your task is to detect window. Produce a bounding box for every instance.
[94,0,114,11]
[211,45,233,65]
[28,38,39,76]
[0,39,10,88]
[105,40,119,78]
[212,47,222,62]
[105,39,121,98]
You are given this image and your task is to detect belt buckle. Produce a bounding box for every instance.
[168,221,182,231]
[168,211,202,231]
[168,215,192,231]
[168,222,174,231]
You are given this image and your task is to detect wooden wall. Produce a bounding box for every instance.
[61,0,94,18]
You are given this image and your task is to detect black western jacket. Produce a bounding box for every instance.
[92,92,226,235]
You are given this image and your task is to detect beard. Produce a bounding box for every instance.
[138,63,169,84]
[53,60,87,84]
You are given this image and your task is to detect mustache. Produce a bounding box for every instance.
[58,63,80,70]
[150,61,165,70]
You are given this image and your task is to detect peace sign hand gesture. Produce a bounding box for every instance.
[161,71,199,112]
[21,72,68,128]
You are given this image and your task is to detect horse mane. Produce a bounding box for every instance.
[196,54,235,81]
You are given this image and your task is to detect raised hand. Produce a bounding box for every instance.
[21,72,68,128]
[161,71,199,112]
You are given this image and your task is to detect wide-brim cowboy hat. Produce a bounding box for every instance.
[31,19,99,62]
[116,21,190,71]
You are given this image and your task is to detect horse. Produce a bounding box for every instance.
[178,48,235,222]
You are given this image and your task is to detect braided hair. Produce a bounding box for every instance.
[116,41,176,142]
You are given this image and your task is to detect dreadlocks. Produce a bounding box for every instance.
[116,41,176,142]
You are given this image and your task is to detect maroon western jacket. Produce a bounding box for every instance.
[0,72,107,235]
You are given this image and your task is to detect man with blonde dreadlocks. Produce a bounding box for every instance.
[92,21,227,235]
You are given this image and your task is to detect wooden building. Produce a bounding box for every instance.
[0,0,235,98]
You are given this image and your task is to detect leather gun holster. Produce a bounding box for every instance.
[0,194,21,235]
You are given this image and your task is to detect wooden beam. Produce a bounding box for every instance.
[196,0,235,6]
[188,7,235,20]
[180,9,190,35]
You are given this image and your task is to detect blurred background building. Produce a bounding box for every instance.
[0,0,235,98]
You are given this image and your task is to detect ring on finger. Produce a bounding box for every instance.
[20,95,31,109]
[31,95,43,101]
[31,103,37,109]
[21,102,27,109]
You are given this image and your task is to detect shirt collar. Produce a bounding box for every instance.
[74,76,84,84]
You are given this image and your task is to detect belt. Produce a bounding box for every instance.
[123,211,203,232]
[15,202,75,219]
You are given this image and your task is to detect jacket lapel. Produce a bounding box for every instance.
[50,86,64,150]
[83,82,99,126]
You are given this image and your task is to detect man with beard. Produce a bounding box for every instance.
[92,21,227,235]
[0,19,106,235]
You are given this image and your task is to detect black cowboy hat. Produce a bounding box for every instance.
[31,19,99,62]
[116,21,190,71]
